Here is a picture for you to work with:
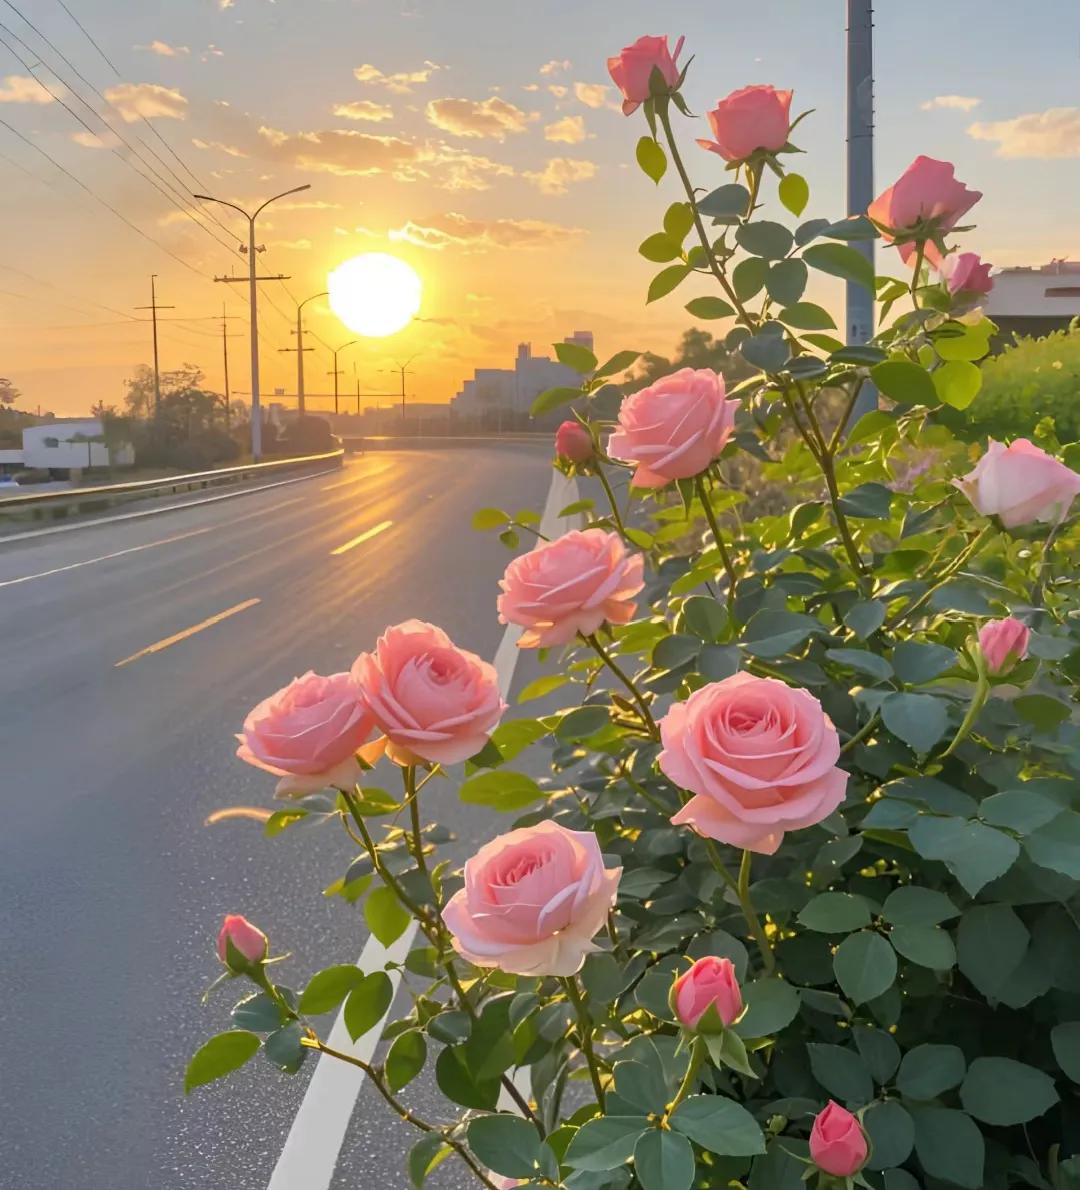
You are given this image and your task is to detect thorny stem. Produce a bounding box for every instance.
[910,239,927,310]
[695,475,738,620]
[595,461,629,539]
[828,378,866,454]
[885,522,997,630]
[583,632,660,741]
[839,711,880,756]
[941,649,990,758]
[663,1036,705,1123]
[562,976,606,1110]
[702,839,776,975]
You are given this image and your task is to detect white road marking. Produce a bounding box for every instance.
[266,469,580,1190]
[0,498,302,589]
[114,598,261,668]
[320,461,393,491]
[329,519,394,556]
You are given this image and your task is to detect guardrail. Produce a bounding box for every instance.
[0,447,344,530]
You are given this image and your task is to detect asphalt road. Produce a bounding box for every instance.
[0,444,564,1190]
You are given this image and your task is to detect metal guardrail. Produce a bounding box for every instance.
[0,448,344,527]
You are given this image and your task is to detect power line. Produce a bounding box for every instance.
[50,0,118,73]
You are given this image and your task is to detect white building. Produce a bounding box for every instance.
[451,332,595,421]
[986,260,1080,343]
[20,419,133,472]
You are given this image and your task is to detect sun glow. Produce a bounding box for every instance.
[327,253,422,337]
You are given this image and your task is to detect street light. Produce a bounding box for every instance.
[379,355,418,421]
[280,289,328,418]
[328,340,358,415]
[193,183,311,459]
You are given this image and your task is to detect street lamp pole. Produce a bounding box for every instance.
[328,340,358,416]
[281,290,327,417]
[195,183,310,459]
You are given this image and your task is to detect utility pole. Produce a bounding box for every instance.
[381,356,417,421]
[135,275,173,417]
[194,183,310,459]
[847,0,877,423]
[328,339,358,416]
[220,304,243,431]
[279,290,327,417]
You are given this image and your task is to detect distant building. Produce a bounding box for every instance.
[986,260,1080,346]
[19,418,133,472]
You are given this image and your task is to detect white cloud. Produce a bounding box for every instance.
[422,144,514,191]
[521,83,539,93]
[136,40,189,57]
[390,211,584,251]
[547,85,568,99]
[353,61,442,94]
[425,96,535,140]
[967,107,1080,158]
[333,99,394,122]
[573,82,610,109]
[921,95,981,112]
[71,130,109,149]
[268,238,312,250]
[191,137,247,158]
[273,199,343,211]
[0,75,53,104]
[257,125,421,176]
[524,157,597,195]
[544,115,587,144]
[105,82,187,122]
[539,59,571,76]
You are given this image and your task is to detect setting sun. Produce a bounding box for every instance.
[327,253,422,338]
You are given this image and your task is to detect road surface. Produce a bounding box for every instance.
[0,444,568,1190]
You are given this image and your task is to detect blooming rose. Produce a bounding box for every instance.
[607,367,738,489]
[606,34,684,115]
[497,528,644,648]
[660,673,848,854]
[697,85,793,162]
[809,1101,869,1177]
[672,956,743,1031]
[939,250,993,298]
[868,156,981,262]
[217,914,268,971]
[955,438,1080,529]
[555,420,594,465]
[442,820,621,976]
[237,670,380,796]
[352,620,505,765]
[979,617,1030,676]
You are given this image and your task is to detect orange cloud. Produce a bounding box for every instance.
[524,157,597,195]
[544,115,587,144]
[353,61,442,94]
[425,96,536,140]
[0,75,54,104]
[967,107,1080,158]
[104,82,187,122]
[389,211,585,250]
[573,82,610,109]
[333,99,394,122]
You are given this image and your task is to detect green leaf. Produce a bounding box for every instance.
[261,1021,306,1074]
[1052,1022,1080,1083]
[807,1043,875,1105]
[564,1115,651,1171]
[870,360,937,406]
[766,259,808,306]
[778,301,835,330]
[518,673,570,703]
[299,965,365,1015]
[736,220,794,260]
[932,359,981,409]
[741,331,789,373]
[838,481,893,519]
[910,817,1020,896]
[434,1045,500,1111]
[682,595,728,642]
[824,215,878,240]
[960,1057,1059,1125]
[890,923,956,970]
[364,885,411,946]
[668,1095,766,1155]
[647,264,692,304]
[639,232,681,263]
[778,172,809,217]
[897,1044,966,1099]
[833,931,897,1005]
[863,1101,915,1172]
[844,599,886,639]
[636,135,666,183]
[853,1026,900,1085]
[956,904,1028,1000]
[613,1060,670,1115]
[531,385,581,416]
[982,788,1066,834]
[408,1133,452,1188]
[594,349,641,379]
[890,641,956,685]
[459,770,544,812]
[803,242,875,290]
[467,1115,543,1179]
[698,182,751,219]
[344,971,394,1041]
[231,992,285,1033]
[698,643,741,680]
[798,892,872,933]
[881,692,948,754]
[732,256,768,300]
[555,340,598,372]
[652,632,701,670]
[472,507,510,531]
[685,295,736,320]
[184,1030,260,1093]
[664,201,695,241]
[735,978,801,1037]
[741,609,823,658]
[555,704,610,740]
[825,648,893,682]
[912,1108,984,1189]
[385,1029,427,1092]
[634,1129,695,1190]
[881,886,958,926]
[1015,693,1072,731]
[934,318,993,361]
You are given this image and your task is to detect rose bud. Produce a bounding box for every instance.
[809,1101,869,1178]
[978,617,1030,676]
[939,250,993,299]
[217,914,268,973]
[671,956,743,1032]
[697,85,793,163]
[607,34,684,115]
[868,155,981,263]
[555,420,594,465]
[955,438,1080,529]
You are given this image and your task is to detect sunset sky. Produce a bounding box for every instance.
[1,0,1077,417]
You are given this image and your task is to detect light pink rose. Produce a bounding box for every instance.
[442,820,621,976]
[237,671,380,796]
[868,155,981,262]
[809,1101,869,1177]
[697,85,793,162]
[978,617,1030,676]
[939,250,993,298]
[659,673,848,855]
[497,528,645,649]
[217,914,268,970]
[606,34,684,116]
[555,420,594,465]
[607,367,739,489]
[352,620,505,765]
[955,438,1080,529]
[672,956,743,1031]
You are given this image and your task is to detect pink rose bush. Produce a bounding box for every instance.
[442,821,621,976]
[809,1102,869,1178]
[979,616,1030,676]
[660,673,848,854]
[607,367,738,488]
[606,34,684,115]
[497,528,644,647]
[956,438,1080,528]
[698,85,793,162]
[672,956,743,1031]
[869,154,981,261]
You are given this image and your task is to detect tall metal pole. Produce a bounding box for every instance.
[135,275,173,418]
[221,303,231,432]
[847,0,877,422]
[296,305,306,417]
[356,376,360,415]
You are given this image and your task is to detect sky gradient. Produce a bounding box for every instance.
[1,0,1077,416]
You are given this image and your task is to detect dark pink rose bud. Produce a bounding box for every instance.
[978,617,1029,676]
[671,956,743,1031]
[809,1101,869,1177]
[940,250,993,298]
[217,914,268,971]
[607,35,684,116]
[555,420,594,465]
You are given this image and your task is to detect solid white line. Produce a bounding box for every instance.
[329,519,393,556]
[266,468,581,1190]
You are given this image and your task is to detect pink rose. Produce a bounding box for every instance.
[217,914,268,971]
[607,34,684,116]
[978,617,1030,676]
[868,155,981,262]
[442,820,621,976]
[607,367,738,489]
[659,673,848,854]
[697,85,793,162]
[555,420,594,465]
[940,250,993,298]
[352,620,505,765]
[955,438,1080,529]
[672,956,743,1031]
[497,528,645,648]
[237,671,380,796]
[809,1101,869,1177]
